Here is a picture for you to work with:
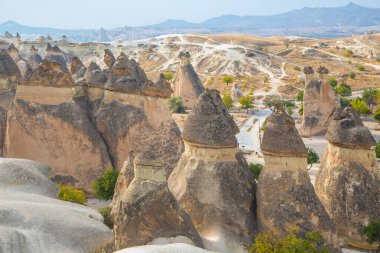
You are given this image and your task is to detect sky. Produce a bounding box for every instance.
[0,0,379,29]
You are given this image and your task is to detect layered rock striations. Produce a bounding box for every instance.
[315,107,380,250]
[111,150,203,250]
[2,51,183,190]
[173,51,204,108]
[0,158,113,253]
[257,104,341,252]
[299,66,340,137]
[168,90,255,253]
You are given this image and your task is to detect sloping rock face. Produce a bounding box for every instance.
[111,151,203,250]
[257,104,341,253]
[28,46,43,71]
[299,78,340,137]
[315,107,380,250]
[0,158,113,253]
[84,62,107,87]
[173,51,204,108]
[3,52,183,191]
[114,243,217,253]
[45,43,69,73]
[104,49,115,69]
[168,90,255,253]
[70,56,86,79]
[231,82,243,99]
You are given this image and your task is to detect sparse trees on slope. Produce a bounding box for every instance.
[222,75,233,86]
[239,95,254,114]
[222,92,234,110]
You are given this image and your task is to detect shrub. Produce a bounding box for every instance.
[374,109,380,124]
[357,66,365,71]
[351,99,371,115]
[328,77,338,87]
[222,92,233,110]
[59,185,86,205]
[299,103,304,116]
[163,72,174,81]
[168,96,186,113]
[349,72,356,79]
[343,50,353,57]
[307,148,320,170]
[239,95,254,114]
[91,168,119,200]
[249,227,331,253]
[294,66,301,71]
[334,83,352,97]
[362,88,378,108]
[362,220,380,252]
[375,141,380,159]
[295,90,304,102]
[99,206,113,229]
[222,75,233,86]
[248,163,263,180]
[340,97,350,108]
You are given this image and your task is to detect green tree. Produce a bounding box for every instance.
[362,220,380,253]
[91,168,119,200]
[239,95,254,114]
[168,96,186,113]
[222,75,233,86]
[163,72,174,81]
[334,83,352,97]
[222,92,234,110]
[351,99,371,116]
[349,72,356,79]
[307,148,320,170]
[59,185,86,205]
[299,103,304,116]
[328,77,338,87]
[343,50,353,57]
[295,90,304,102]
[362,88,378,108]
[248,163,263,180]
[357,66,365,71]
[374,109,380,124]
[249,228,331,253]
[375,141,380,159]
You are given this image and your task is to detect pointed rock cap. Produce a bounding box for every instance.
[0,50,21,78]
[30,46,38,54]
[7,43,18,53]
[182,89,239,148]
[303,66,314,74]
[134,150,163,167]
[70,56,85,74]
[104,49,115,68]
[4,31,13,38]
[326,107,376,149]
[317,66,329,74]
[179,51,191,66]
[16,32,20,38]
[261,103,307,157]
[46,43,62,53]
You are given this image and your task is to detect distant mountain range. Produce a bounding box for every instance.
[1,2,379,41]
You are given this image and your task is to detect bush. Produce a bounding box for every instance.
[59,185,86,205]
[163,72,174,81]
[334,83,352,97]
[99,206,113,229]
[343,50,353,57]
[375,141,380,159]
[222,92,233,110]
[239,95,255,114]
[340,97,351,108]
[294,66,301,71]
[362,220,380,252]
[374,109,380,124]
[222,75,233,86]
[357,66,365,71]
[327,77,338,87]
[249,227,331,253]
[307,148,320,170]
[351,99,371,115]
[91,168,119,200]
[349,72,356,79]
[168,96,186,113]
[362,88,378,108]
[295,90,304,102]
[299,103,304,116]
[248,163,263,180]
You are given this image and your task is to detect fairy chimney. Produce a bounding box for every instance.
[317,66,329,80]
[303,66,314,83]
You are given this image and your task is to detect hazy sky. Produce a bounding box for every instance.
[0,0,379,29]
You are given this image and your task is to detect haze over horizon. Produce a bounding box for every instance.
[0,0,379,29]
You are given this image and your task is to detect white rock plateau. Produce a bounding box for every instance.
[0,158,113,253]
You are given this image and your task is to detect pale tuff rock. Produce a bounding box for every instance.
[0,49,20,79]
[231,82,243,99]
[45,43,69,73]
[0,158,113,253]
[315,107,380,250]
[113,151,135,205]
[6,43,32,80]
[84,61,107,87]
[15,32,21,44]
[28,46,43,71]
[303,65,314,83]
[144,73,173,98]
[299,68,340,137]
[104,49,115,68]
[317,66,329,80]
[173,51,204,108]
[168,90,256,253]
[111,150,203,250]
[257,105,341,253]
[114,243,218,253]
[7,43,22,62]
[70,56,86,79]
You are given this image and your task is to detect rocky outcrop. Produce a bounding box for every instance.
[84,62,107,87]
[168,90,255,253]
[28,46,43,71]
[45,43,69,73]
[114,243,217,253]
[70,56,86,79]
[173,51,204,108]
[315,107,380,250]
[0,49,20,87]
[0,158,113,253]
[299,66,340,137]
[7,44,32,80]
[303,66,314,84]
[257,104,341,253]
[7,43,22,62]
[231,82,243,99]
[3,31,13,39]
[104,49,115,68]
[111,151,203,250]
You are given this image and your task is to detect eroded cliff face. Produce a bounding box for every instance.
[1,51,183,191]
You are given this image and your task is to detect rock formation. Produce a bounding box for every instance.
[3,31,13,39]
[257,104,341,253]
[299,66,340,137]
[317,66,329,80]
[114,243,217,253]
[3,51,183,190]
[315,107,380,250]
[7,43,32,80]
[168,90,255,253]
[45,43,69,73]
[104,49,115,68]
[0,158,113,253]
[70,56,86,79]
[231,82,243,99]
[7,43,21,62]
[303,65,314,83]
[172,51,204,108]
[84,61,107,87]
[16,32,21,44]
[111,150,203,250]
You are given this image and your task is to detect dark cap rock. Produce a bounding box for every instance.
[303,66,314,74]
[0,50,21,78]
